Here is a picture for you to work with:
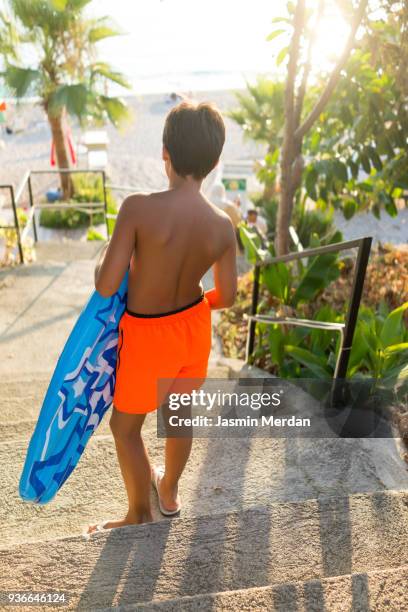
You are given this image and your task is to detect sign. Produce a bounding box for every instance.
[222,178,247,191]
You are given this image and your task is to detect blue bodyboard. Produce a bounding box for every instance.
[19,272,128,504]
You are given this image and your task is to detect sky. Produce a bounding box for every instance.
[94,0,351,93]
[0,0,352,95]
[95,0,286,92]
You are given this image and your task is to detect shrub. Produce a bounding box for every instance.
[0,208,35,266]
[249,192,335,248]
[87,226,105,241]
[39,174,117,230]
[221,229,408,382]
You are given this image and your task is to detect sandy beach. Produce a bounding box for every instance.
[0,90,265,196]
[0,89,407,245]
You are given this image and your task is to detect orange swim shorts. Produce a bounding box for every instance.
[113,293,212,414]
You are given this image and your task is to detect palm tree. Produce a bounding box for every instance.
[229,78,285,152]
[0,0,131,198]
[229,78,285,200]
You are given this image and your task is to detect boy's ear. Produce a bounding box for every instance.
[162,146,170,161]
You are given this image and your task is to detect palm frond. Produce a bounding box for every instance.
[100,95,130,127]
[88,17,124,42]
[11,0,56,30]
[1,64,42,97]
[49,0,68,10]
[0,11,21,59]
[91,62,131,89]
[68,0,92,10]
[49,83,89,117]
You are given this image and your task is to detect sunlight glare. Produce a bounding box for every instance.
[310,8,351,74]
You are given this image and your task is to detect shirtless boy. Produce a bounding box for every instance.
[88,101,237,533]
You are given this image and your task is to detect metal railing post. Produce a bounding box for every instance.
[0,185,25,264]
[245,264,260,362]
[101,171,110,239]
[10,186,24,264]
[27,174,38,242]
[334,236,372,379]
[244,237,373,402]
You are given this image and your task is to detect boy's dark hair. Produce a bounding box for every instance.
[163,101,225,180]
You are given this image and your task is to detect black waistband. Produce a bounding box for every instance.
[126,292,204,318]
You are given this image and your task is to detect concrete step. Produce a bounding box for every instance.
[120,564,408,611]
[0,365,230,442]
[33,240,104,264]
[1,492,408,610]
[2,421,408,549]
[0,257,98,378]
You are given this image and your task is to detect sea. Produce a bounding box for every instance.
[0,0,283,99]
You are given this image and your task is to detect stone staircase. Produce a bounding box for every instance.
[1,241,408,611]
[2,492,408,610]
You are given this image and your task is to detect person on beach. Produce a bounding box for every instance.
[246,207,267,244]
[210,182,242,229]
[88,101,237,533]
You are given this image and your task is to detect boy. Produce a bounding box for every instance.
[88,101,237,533]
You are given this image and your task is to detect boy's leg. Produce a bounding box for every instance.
[110,407,153,522]
[88,407,152,533]
[157,396,193,512]
[159,437,193,511]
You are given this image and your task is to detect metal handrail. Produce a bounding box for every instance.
[2,170,138,264]
[246,314,345,331]
[246,236,372,382]
[33,202,105,212]
[107,183,141,192]
[0,184,24,263]
[11,169,110,248]
[20,206,36,243]
[256,237,365,267]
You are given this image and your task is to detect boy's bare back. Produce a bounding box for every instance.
[126,189,235,313]
[95,185,236,313]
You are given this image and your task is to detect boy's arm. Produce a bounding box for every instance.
[94,196,137,297]
[205,221,237,310]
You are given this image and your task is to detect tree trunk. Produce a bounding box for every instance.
[276,153,295,255]
[263,182,275,201]
[47,111,73,199]
[275,0,368,256]
[276,0,305,256]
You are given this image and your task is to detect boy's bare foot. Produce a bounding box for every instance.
[86,512,153,535]
[152,466,181,514]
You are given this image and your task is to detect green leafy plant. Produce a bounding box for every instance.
[252,229,343,307]
[293,200,335,248]
[254,303,342,379]
[348,303,408,380]
[238,223,267,264]
[249,189,336,249]
[303,49,408,221]
[0,208,35,265]
[220,235,408,381]
[238,224,347,377]
[86,226,105,241]
[39,174,117,230]
[229,80,285,202]
[230,2,408,254]
[238,225,406,382]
